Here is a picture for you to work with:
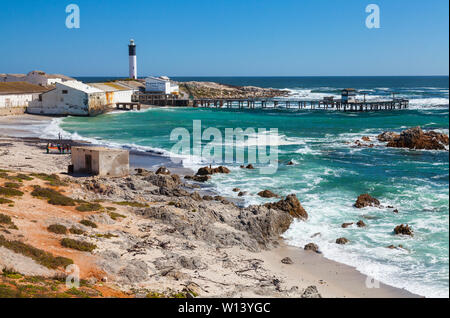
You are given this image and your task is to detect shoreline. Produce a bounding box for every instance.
[0,113,423,298]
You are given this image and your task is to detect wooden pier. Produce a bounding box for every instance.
[116,102,141,111]
[192,98,409,111]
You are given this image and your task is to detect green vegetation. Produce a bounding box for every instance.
[108,211,126,220]
[0,198,14,205]
[79,220,97,228]
[31,186,75,206]
[0,213,17,230]
[0,235,73,269]
[76,203,102,212]
[47,224,68,235]
[94,233,118,239]
[105,206,117,211]
[3,182,21,189]
[61,238,96,252]
[31,173,67,187]
[115,201,149,208]
[69,227,86,235]
[0,186,24,197]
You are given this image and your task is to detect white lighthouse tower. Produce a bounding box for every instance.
[128,39,137,79]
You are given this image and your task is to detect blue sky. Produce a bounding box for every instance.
[0,0,448,76]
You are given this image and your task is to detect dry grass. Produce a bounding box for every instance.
[61,238,96,252]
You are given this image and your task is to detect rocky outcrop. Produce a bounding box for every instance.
[196,166,230,176]
[341,222,354,228]
[281,257,293,265]
[155,166,171,175]
[257,190,279,198]
[394,224,413,236]
[354,194,380,208]
[356,220,366,228]
[301,285,322,298]
[336,237,349,245]
[380,127,449,150]
[265,194,308,220]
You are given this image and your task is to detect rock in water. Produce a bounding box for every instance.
[356,220,366,228]
[281,257,293,265]
[377,131,400,142]
[196,166,230,176]
[341,222,354,228]
[354,194,380,208]
[257,190,279,198]
[385,127,449,150]
[304,243,320,253]
[394,224,413,236]
[246,164,254,169]
[265,194,308,219]
[336,237,349,245]
[155,166,171,175]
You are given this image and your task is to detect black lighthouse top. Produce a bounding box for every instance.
[129,39,136,56]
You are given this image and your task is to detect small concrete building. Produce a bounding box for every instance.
[341,88,357,103]
[145,76,179,95]
[89,82,138,106]
[71,146,129,177]
[0,71,74,87]
[0,82,50,116]
[28,81,108,116]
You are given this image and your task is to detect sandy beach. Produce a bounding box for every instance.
[0,114,421,298]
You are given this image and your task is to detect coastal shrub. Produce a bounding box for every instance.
[107,211,126,220]
[69,227,86,235]
[115,201,149,208]
[75,203,102,212]
[0,198,14,205]
[95,233,118,239]
[79,220,97,228]
[0,235,73,269]
[47,224,68,235]
[3,182,21,189]
[0,187,24,197]
[31,186,75,206]
[61,238,96,252]
[105,206,117,211]
[0,213,12,224]
[31,173,67,187]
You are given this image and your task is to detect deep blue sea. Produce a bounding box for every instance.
[56,76,449,297]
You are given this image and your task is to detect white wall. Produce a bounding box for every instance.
[0,93,39,108]
[145,78,179,94]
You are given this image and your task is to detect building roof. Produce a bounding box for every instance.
[0,82,51,95]
[72,146,128,153]
[57,81,103,94]
[90,82,136,92]
[146,76,171,83]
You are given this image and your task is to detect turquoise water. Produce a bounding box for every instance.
[52,77,448,297]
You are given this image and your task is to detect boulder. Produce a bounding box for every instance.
[385,127,448,150]
[202,195,213,201]
[155,166,171,175]
[287,161,295,166]
[281,257,293,265]
[257,190,279,198]
[304,243,319,253]
[246,164,254,169]
[336,237,349,245]
[377,131,400,142]
[354,194,380,208]
[238,191,246,197]
[190,192,202,201]
[301,285,322,298]
[232,188,240,192]
[196,166,230,176]
[356,220,366,228]
[394,224,413,236]
[341,222,354,228]
[192,175,210,182]
[265,194,308,220]
[362,136,371,142]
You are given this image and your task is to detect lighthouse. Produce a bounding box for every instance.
[128,39,137,79]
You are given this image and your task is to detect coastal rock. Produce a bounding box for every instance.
[135,168,152,176]
[265,194,308,220]
[394,224,413,236]
[377,131,400,142]
[385,127,449,150]
[202,195,213,201]
[87,213,115,225]
[155,166,171,175]
[192,175,210,182]
[245,164,254,169]
[341,222,354,228]
[238,191,247,197]
[145,173,180,190]
[190,192,202,202]
[232,188,240,192]
[196,166,230,176]
[393,209,399,213]
[281,257,293,265]
[304,243,320,253]
[301,285,322,298]
[287,161,295,166]
[118,259,149,284]
[84,179,114,196]
[356,220,366,228]
[257,190,279,198]
[354,194,380,208]
[362,136,371,142]
[336,237,349,245]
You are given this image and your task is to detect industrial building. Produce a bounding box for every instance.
[0,71,74,87]
[71,146,129,177]
[27,81,108,116]
[0,82,50,116]
[145,76,179,95]
[89,82,138,105]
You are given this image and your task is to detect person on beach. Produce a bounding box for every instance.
[46,143,50,154]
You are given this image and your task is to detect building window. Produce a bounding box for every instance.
[62,90,68,94]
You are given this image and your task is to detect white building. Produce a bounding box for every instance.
[145,76,179,95]
[28,81,107,116]
[0,71,74,87]
[0,82,49,116]
[89,82,137,105]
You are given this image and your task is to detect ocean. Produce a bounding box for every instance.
[49,76,448,297]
